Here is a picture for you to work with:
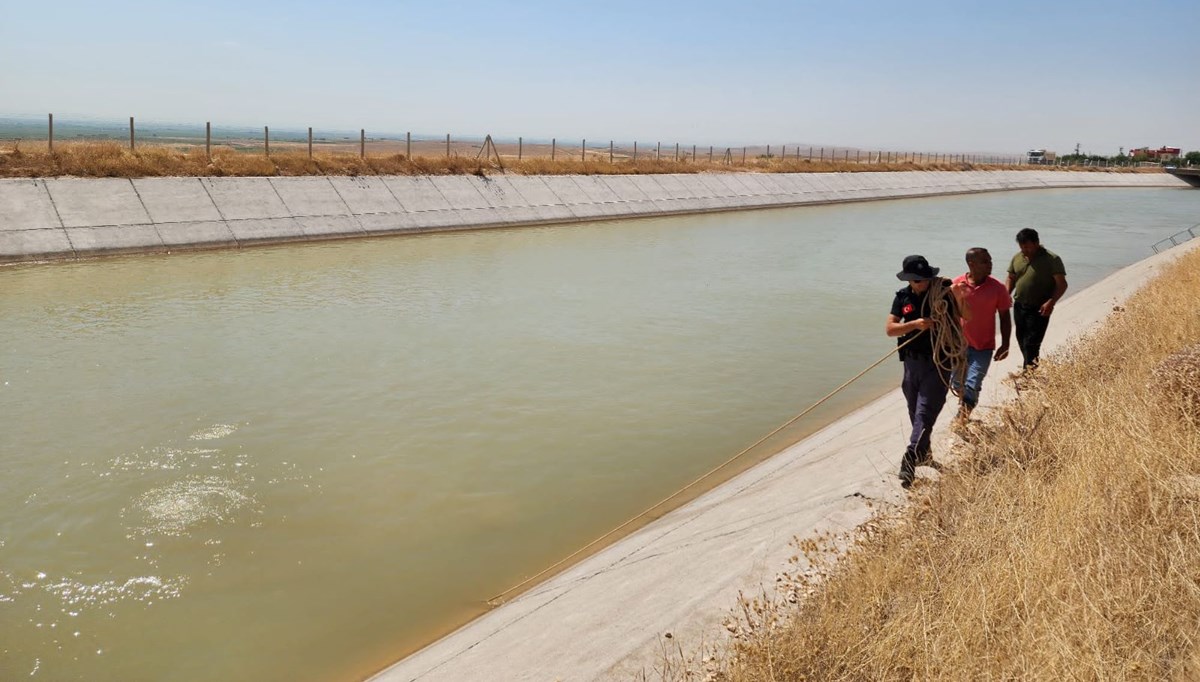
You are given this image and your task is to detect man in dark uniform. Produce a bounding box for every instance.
[1006,228,1068,369]
[886,255,971,488]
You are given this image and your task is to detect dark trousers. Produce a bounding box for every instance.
[1013,302,1051,368]
[901,354,949,457]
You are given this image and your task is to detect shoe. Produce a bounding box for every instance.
[899,448,917,489]
[914,448,935,467]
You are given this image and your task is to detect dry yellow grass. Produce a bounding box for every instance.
[706,247,1200,680]
[0,141,1153,178]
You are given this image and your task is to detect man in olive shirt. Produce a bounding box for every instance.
[1006,228,1067,369]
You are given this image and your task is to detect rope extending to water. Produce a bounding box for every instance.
[486,280,969,606]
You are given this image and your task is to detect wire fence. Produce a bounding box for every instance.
[4,114,1191,171]
[0,114,1056,167]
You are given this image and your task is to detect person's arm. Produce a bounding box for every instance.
[1039,274,1068,316]
[1006,271,1017,294]
[887,314,932,337]
[995,309,1012,361]
[950,279,973,322]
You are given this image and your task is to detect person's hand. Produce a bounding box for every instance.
[950,280,968,299]
[994,344,1010,361]
[1039,300,1055,317]
[913,318,935,332]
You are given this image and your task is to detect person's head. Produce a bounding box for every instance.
[1016,228,1041,259]
[965,247,992,279]
[896,255,939,292]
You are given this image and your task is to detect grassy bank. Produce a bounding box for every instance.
[710,247,1200,680]
[0,141,1155,178]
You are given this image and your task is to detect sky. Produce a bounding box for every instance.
[2,0,1198,155]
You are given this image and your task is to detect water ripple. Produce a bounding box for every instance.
[124,476,257,537]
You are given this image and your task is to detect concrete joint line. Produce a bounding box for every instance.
[40,179,78,258]
[321,176,368,233]
[197,178,240,248]
[127,179,167,250]
[265,178,310,239]
[377,176,412,214]
[502,178,540,208]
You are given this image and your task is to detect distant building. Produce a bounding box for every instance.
[1130,146,1181,159]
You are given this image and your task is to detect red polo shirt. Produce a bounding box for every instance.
[953,273,1011,350]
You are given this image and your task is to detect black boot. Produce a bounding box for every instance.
[899,448,917,489]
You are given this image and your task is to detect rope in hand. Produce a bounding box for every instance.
[486,332,929,607]
[925,278,970,397]
[486,280,971,607]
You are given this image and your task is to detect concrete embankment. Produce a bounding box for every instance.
[370,238,1200,682]
[0,171,1189,263]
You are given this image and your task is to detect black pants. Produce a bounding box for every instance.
[901,354,949,457]
[1013,302,1051,368]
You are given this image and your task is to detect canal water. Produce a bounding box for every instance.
[2,187,1196,681]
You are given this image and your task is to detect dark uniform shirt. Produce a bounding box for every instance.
[890,279,956,360]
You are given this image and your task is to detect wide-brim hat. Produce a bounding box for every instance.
[896,254,939,281]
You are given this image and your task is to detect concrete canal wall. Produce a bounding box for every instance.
[0,171,1189,263]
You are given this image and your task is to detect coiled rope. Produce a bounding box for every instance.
[486,279,970,606]
[925,278,970,396]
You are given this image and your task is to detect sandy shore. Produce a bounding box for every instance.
[370,239,1200,681]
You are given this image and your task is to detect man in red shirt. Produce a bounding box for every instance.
[952,247,1012,420]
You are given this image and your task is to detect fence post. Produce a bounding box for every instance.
[264,126,269,157]
[48,113,55,153]
[819,147,824,161]
[766,144,770,159]
[656,141,661,161]
[130,116,135,152]
[781,145,785,160]
[582,139,586,162]
[633,141,637,161]
[675,142,679,162]
[360,129,365,159]
[709,145,713,163]
[692,144,696,162]
[808,146,813,160]
[610,140,614,163]
[206,121,211,160]
[742,147,746,164]
[308,127,313,159]
[446,133,450,158]
[856,149,861,163]
[552,138,556,160]
[518,136,523,161]
[406,132,412,160]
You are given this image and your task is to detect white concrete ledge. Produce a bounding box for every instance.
[0,171,1190,263]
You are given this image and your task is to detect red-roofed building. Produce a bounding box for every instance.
[1130,146,1181,159]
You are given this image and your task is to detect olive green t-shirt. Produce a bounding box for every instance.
[1009,247,1066,306]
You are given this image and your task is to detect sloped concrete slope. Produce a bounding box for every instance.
[368,240,1200,682]
[0,171,1188,263]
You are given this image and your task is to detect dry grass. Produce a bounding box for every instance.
[0,141,1154,178]
[710,247,1200,680]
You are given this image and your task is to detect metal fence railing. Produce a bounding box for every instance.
[1152,225,1198,254]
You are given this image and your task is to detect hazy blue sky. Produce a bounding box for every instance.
[2,0,1197,154]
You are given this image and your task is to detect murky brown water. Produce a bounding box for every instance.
[1,187,1196,681]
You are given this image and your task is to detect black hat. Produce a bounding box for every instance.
[896,255,939,281]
